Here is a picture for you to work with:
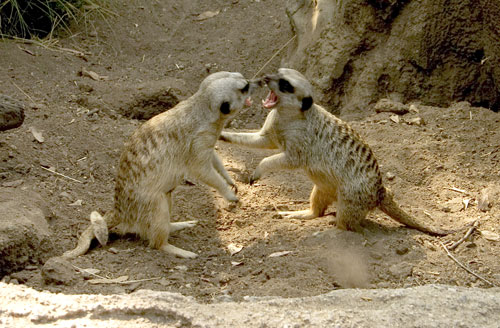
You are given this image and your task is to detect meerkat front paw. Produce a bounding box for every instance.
[249,171,261,185]
[224,197,241,212]
[229,182,238,194]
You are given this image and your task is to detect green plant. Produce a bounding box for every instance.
[0,0,110,39]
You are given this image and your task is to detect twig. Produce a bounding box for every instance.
[72,264,106,279]
[73,264,160,284]
[87,108,100,116]
[448,220,478,250]
[446,187,467,194]
[252,35,297,79]
[440,241,497,287]
[41,166,83,184]
[119,277,161,284]
[6,35,87,57]
[11,81,36,104]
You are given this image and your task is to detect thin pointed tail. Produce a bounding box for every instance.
[378,188,450,236]
[62,211,116,259]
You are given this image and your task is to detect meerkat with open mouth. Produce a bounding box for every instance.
[63,72,258,259]
[220,68,450,235]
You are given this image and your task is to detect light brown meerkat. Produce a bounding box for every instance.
[63,71,259,259]
[219,68,450,235]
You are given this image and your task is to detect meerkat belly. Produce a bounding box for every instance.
[305,123,381,204]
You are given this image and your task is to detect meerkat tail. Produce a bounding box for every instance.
[62,211,118,259]
[378,188,450,236]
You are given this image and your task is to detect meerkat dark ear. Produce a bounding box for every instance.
[301,96,313,111]
[220,101,231,114]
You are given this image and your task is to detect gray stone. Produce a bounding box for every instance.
[287,0,500,112]
[0,188,53,277]
[389,262,413,278]
[0,283,499,327]
[0,95,25,131]
[41,257,79,285]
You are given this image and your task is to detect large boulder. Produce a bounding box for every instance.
[286,0,500,113]
[0,95,25,131]
[0,283,499,327]
[0,188,53,277]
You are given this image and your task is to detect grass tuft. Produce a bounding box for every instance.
[0,0,112,39]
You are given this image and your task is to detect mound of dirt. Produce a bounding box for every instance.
[287,0,500,113]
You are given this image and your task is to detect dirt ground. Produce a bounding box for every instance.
[0,0,499,302]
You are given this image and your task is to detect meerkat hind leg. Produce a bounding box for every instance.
[163,192,198,233]
[161,243,198,259]
[279,185,335,220]
[335,197,368,233]
[169,220,198,233]
[149,193,198,258]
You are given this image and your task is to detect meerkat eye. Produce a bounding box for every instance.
[240,83,249,93]
[301,96,313,111]
[220,101,231,114]
[278,79,295,93]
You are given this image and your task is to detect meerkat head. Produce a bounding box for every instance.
[200,71,259,119]
[261,68,314,113]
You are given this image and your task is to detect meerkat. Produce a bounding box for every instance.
[63,71,258,259]
[219,68,449,235]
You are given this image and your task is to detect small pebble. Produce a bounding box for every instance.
[108,247,119,254]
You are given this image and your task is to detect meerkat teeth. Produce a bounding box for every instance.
[245,97,253,106]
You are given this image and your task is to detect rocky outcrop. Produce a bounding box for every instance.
[286,0,500,113]
[0,283,499,327]
[0,188,52,277]
[0,95,25,131]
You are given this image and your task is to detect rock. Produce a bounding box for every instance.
[406,117,425,126]
[385,172,395,180]
[41,257,78,285]
[374,99,409,114]
[390,115,401,124]
[10,269,37,284]
[478,188,494,212]
[287,0,500,112]
[395,246,409,255]
[409,104,420,113]
[0,188,53,277]
[389,262,413,278]
[1,283,500,327]
[2,179,24,188]
[0,95,25,131]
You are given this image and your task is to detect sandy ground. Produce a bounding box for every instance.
[0,0,499,302]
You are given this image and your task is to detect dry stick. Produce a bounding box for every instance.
[439,241,497,287]
[11,81,36,104]
[74,264,160,284]
[251,35,297,79]
[448,220,478,250]
[41,166,83,184]
[72,264,106,280]
[118,277,161,284]
[8,36,87,56]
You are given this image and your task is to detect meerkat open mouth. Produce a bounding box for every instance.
[262,90,278,109]
[245,97,253,107]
